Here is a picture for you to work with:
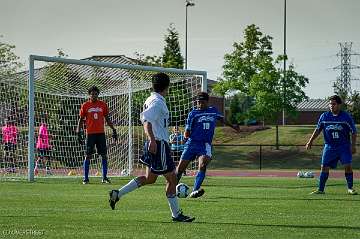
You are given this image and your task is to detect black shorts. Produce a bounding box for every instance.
[4,143,16,152]
[140,140,175,175]
[86,133,107,156]
[37,148,51,158]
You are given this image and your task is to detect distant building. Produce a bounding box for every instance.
[282,99,328,125]
[83,55,138,65]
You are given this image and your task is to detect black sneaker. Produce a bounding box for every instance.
[82,180,89,185]
[109,190,119,210]
[102,177,111,184]
[189,188,205,198]
[172,211,195,222]
[46,168,52,176]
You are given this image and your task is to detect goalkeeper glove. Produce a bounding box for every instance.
[112,129,118,141]
[77,131,84,145]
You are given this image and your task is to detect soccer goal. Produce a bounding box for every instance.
[0,55,207,182]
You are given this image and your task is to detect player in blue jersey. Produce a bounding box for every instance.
[176,92,239,198]
[306,95,357,195]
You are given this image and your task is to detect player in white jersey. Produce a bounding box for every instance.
[108,73,195,222]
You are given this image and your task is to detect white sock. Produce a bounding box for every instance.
[167,195,180,218]
[118,179,139,198]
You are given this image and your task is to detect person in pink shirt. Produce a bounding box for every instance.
[35,119,52,175]
[1,118,18,173]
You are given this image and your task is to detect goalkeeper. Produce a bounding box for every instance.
[76,86,118,184]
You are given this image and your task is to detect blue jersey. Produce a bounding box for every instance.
[316,111,357,148]
[185,106,223,143]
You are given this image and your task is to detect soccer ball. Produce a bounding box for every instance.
[304,171,314,178]
[297,171,304,178]
[120,169,128,176]
[176,183,190,198]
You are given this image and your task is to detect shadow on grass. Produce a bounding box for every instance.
[193,221,360,230]
[208,196,360,202]
[204,183,344,190]
[135,219,360,231]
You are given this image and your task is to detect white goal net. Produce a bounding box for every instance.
[0,55,206,181]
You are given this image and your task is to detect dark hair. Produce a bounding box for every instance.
[196,92,209,101]
[329,95,342,104]
[88,86,100,95]
[152,73,170,93]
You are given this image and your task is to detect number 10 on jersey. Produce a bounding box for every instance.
[203,122,210,130]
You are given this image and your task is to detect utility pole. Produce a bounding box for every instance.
[185,0,195,70]
[282,0,287,126]
[333,42,360,98]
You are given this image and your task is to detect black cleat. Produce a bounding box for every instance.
[172,211,195,222]
[82,180,89,185]
[189,188,205,198]
[109,190,119,210]
[102,177,111,184]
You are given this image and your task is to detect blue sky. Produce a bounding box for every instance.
[1,0,360,98]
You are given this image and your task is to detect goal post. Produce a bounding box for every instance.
[22,55,207,182]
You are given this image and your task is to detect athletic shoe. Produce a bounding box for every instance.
[310,190,325,195]
[102,177,111,184]
[82,180,89,185]
[348,189,358,195]
[46,168,52,176]
[172,211,195,222]
[6,168,16,173]
[109,190,119,210]
[189,188,205,198]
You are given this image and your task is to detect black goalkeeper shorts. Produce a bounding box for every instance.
[86,133,107,156]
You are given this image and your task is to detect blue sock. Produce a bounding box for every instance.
[83,159,90,181]
[345,172,353,189]
[318,172,329,192]
[193,171,206,191]
[102,158,108,178]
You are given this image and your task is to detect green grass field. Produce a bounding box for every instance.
[210,126,360,170]
[1,176,360,239]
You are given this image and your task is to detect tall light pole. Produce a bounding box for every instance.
[185,0,195,69]
[282,0,287,126]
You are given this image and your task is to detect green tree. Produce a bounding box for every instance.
[228,93,254,125]
[347,91,360,123]
[135,23,184,69]
[214,24,309,123]
[162,23,184,69]
[0,36,23,76]
[134,52,162,67]
[0,37,25,122]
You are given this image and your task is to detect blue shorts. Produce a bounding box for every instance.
[321,145,352,169]
[140,140,175,175]
[180,142,212,161]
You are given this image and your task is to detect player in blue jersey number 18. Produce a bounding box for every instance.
[176,92,239,198]
[306,95,357,195]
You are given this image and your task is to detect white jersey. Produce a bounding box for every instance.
[140,92,169,142]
